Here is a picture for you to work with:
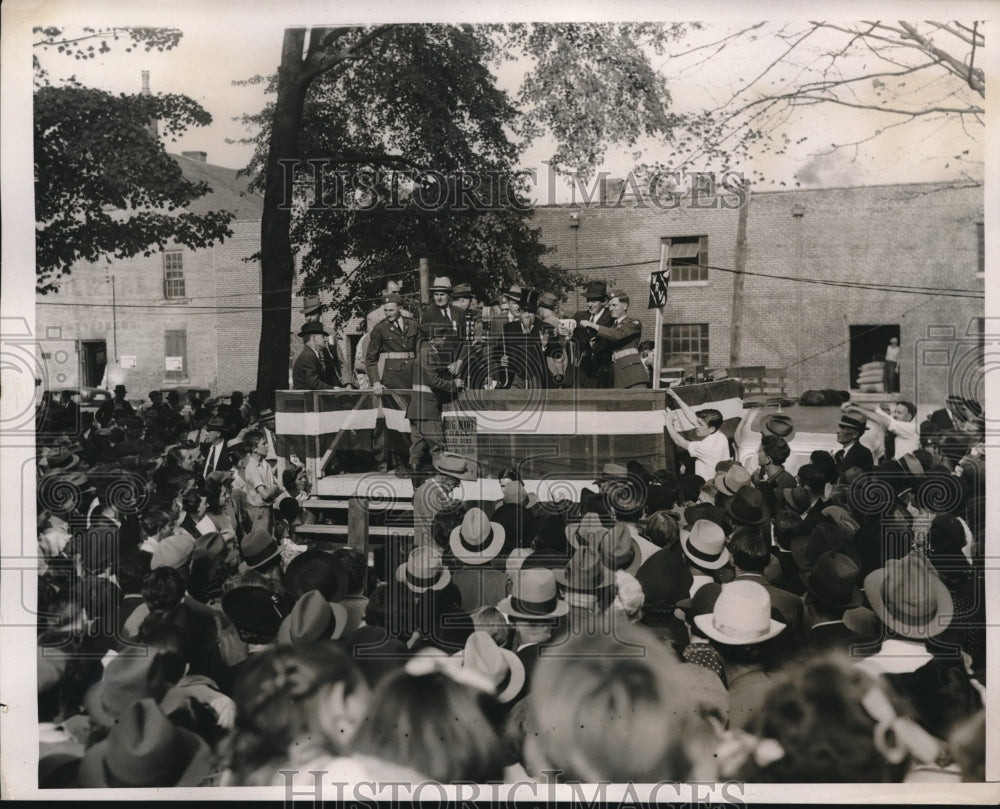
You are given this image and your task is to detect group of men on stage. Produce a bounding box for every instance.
[290,276,651,476]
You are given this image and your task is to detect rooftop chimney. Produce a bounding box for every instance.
[181,151,208,163]
[141,71,158,140]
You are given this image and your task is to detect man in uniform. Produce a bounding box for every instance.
[580,290,649,389]
[572,281,614,388]
[406,323,465,477]
[366,292,419,474]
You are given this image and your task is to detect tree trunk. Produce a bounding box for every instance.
[256,28,309,409]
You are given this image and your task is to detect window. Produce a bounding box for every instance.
[663,323,709,366]
[976,222,984,277]
[163,251,186,299]
[663,236,708,283]
[164,329,187,381]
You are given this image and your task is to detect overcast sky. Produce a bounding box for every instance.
[12,0,989,200]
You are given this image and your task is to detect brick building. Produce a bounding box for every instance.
[36,152,264,398]
[531,180,985,407]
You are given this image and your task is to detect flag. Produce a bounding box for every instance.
[648,268,670,308]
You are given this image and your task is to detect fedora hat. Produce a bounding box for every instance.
[761,413,797,441]
[681,519,730,570]
[634,545,695,607]
[432,452,478,481]
[837,413,870,432]
[584,280,608,301]
[79,698,213,788]
[429,276,453,292]
[150,533,196,571]
[565,512,612,550]
[790,521,858,573]
[554,546,614,592]
[83,652,170,728]
[505,547,534,575]
[298,320,329,339]
[724,486,771,526]
[450,507,506,565]
[206,414,227,431]
[239,526,281,571]
[191,531,226,561]
[536,291,559,311]
[594,463,629,483]
[820,505,861,533]
[693,580,785,645]
[804,551,863,609]
[713,464,751,496]
[520,288,539,313]
[42,447,80,474]
[451,283,473,299]
[682,503,731,533]
[783,486,812,512]
[301,295,324,315]
[282,548,349,602]
[598,523,641,575]
[864,553,953,639]
[277,590,349,645]
[505,284,523,303]
[454,631,526,704]
[396,545,452,593]
[221,585,289,639]
[497,568,569,619]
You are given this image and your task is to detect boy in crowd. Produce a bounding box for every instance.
[664,387,730,479]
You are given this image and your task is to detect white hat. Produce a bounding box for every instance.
[681,519,731,570]
[396,545,451,593]
[693,580,785,645]
[449,508,506,565]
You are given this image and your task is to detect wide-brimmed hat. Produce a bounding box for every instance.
[301,295,324,316]
[497,568,569,619]
[79,698,212,788]
[597,523,641,575]
[565,512,611,550]
[239,526,281,571]
[594,463,629,483]
[454,631,526,703]
[713,464,751,496]
[298,320,328,339]
[450,507,506,565]
[820,505,861,533]
[790,521,858,573]
[864,553,953,639]
[221,585,289,639]
[536,291,559,311]
[83,652,170,728]
[429,276,453,292]
[505,284,523,303]
[634,545,695,607]
[681,519,730,570]
[505,547,534,575]
[206,414,227,431]
[761,413,797,441]
[42,447,80,475]
[277,590,349,645]
[682,503,731,533]
[432,452,478,481]
[451,283,473,299]
[554,546,614,592]
[783,486,812,512]
[725,486,771,526]
[150,533,196,571]
[837,413,870,432]
[693,580,786,645]
[584,280,608,301]
[396,545,452,593]
[191,531,226,561]
[282,548,349,602]
[803,551,863,609]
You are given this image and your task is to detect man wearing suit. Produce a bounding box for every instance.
[494,288,548,389]
[420,276,469,378]
[579,289,649,389]
[833,412,874,481]
[406,323,466,475]
[366,293,419,474]
[292,321,345,390]
[572,280,614,388]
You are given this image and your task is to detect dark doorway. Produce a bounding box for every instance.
[848,325,899,392]
[79,340,107,388]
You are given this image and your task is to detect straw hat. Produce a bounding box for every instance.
[454,631,526,703]
[496,568,568,619]
[396,545,452,593]
[864,553,953,639]
[449,508,506,565]
[681,519,730,570]
[693,580,786,645]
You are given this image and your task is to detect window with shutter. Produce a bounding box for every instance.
[664,236,708,283]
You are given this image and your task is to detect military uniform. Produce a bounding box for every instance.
[366,316,419,390]
[591,316,649,389]
[407,337,463,469]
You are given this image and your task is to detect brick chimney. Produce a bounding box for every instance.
[141,71,158,140]
[181,151,208,163]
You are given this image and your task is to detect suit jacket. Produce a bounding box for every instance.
[420,303,465,338]
[493,319,548,389]
[835,441,875,480]
[572,307,614,387]
[366,316,419,389]
[292,345,342,391]
[406,340,463,421]
[591,315,648,389]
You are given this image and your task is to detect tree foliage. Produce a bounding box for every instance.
[33,27,234,293]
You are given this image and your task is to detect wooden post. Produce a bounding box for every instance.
[347,498,369,556]
[729,180,750,368]
[419,258,430,306]
[652,240,667,390]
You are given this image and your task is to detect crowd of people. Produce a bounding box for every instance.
[32,360,988,788]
